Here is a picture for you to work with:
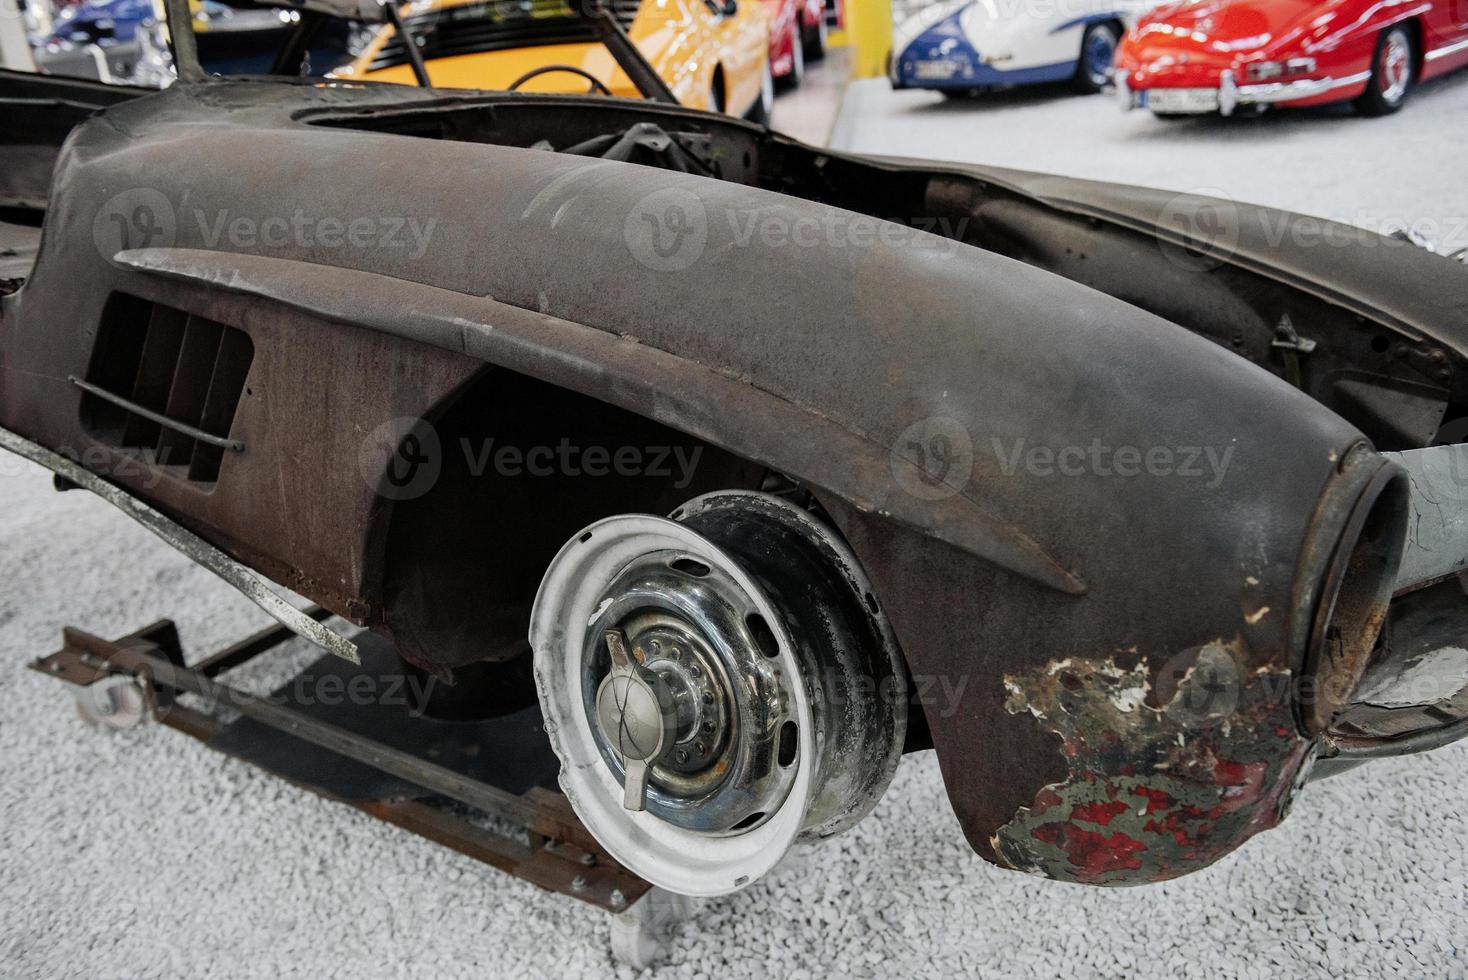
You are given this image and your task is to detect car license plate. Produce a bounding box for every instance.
[913,60,960,80]
[1143,87,1220,113]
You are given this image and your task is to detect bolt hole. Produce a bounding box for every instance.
[864,592,879,615]
[746,613,779,658]
[578,531,593,543]
[1370,335,1391,354]
[671,557,711,577]
[734,875,749,887]
[1059,671,1082,692]
[778,720,798,767]
[670,508,685,520]
[730,812,765,832]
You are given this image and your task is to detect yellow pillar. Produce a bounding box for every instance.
[843,0,893,79]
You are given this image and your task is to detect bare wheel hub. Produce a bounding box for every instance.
[531,491,908,896]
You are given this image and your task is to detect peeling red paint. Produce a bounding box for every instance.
[1030,823,1146,880]
[1070,799,1130,827]
[995,643,1311,885]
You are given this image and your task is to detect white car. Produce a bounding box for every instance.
[890,0,1152,95]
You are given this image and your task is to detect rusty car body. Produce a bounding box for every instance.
[3,0,1467,898]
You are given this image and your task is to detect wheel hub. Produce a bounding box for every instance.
[531,491,908,896]
[579,559,799,834]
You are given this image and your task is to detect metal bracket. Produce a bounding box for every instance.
[28,619,654,917]
[1271,314,1316,388]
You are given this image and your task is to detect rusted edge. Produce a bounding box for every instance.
[0,425,360,663]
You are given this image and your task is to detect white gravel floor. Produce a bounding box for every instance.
[6,70,1468,979]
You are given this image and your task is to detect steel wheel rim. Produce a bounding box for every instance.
[531,493,908,895]
[531,515,816,895]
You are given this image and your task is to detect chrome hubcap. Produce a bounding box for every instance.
[581,562,797,833]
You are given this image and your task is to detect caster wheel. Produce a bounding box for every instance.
[531,491,907,897]
[73,674,151,731]
[609,888,698,969]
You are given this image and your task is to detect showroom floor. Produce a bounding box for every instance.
[4,61,1468,980]
[829,72,1468,254]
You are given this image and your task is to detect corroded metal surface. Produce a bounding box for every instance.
[993,643,1309,884]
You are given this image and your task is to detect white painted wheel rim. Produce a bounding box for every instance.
[530,516,816,896]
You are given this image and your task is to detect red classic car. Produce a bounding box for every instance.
[760,0,830,86]
[1117,0,1468,116]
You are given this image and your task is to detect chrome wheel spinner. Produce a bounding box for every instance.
[531,491,907,896]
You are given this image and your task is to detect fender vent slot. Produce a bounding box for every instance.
[80,294,254,484]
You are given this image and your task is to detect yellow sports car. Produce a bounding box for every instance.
[332,0,774,119]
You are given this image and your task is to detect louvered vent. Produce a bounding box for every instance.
[80,294,254,484]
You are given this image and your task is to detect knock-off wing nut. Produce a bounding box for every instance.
[596,629,678,811]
